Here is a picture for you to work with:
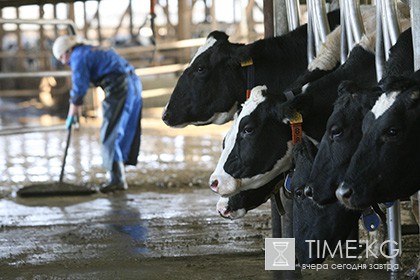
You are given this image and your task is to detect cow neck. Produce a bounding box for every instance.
[283,91,303,145]
[240,58,255,100]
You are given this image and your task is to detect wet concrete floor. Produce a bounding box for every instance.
[0,106,418,279]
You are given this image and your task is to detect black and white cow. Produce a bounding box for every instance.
[336,72,420,210]
[209,34,377,197]
[162,10,341,127]
[209,85,293,196]
[304,28,414,206]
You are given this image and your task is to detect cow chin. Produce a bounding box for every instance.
[194,103,238,126]
[216,197,247,219]
[211,103,238,124]
[335,185,370,211]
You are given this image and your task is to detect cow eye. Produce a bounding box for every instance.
[243,125,254,135]
[330,125,343,140]
[197,66,205,73]
[385,127,399,137]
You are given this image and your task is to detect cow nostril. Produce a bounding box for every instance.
[210,179,219,191]
[341,186,353,199]
[336,182,353,201]
[304,185,313,198]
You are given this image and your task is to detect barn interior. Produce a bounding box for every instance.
[0,0,419,279]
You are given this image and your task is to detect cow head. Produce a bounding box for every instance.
[304,81,382,205]
[216,174,282,219]
[337,74,420,210]
[209,85,292,197]
[162,31,246,127]
[290,136,361,265]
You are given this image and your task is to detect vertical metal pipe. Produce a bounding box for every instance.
[412,0,420,70]
[387,201,402,271]
[383,0,400,45]
[307,0,315,63]
[264,0,282,239]
[273,0,289,35]
[377,0,403,271]
[375,0,385,81]
[381,0,391,59]
[312,0,330,42]
[344,0,355,52]
[410,0,420,273]
[285,0,300,30]
[348,0,365,43]
[340,0,348,64]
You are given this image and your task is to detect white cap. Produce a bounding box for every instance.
[52,35,78,60]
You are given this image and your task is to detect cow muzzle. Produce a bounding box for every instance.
[335,182,354,207]
[209,173,241,196]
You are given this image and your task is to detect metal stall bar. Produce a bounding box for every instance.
[340,0,349,63]
[344,0,356,54]
[312,0,330,42]
[264,0,282,239]
[307,0,316,63]
[266,0,302,239]
[280,0,302,240]
[375,0,403,271]
[307,0,330,63]
[380,0,392,59]
[347,0,365,42]
[383,0,401,45]
[412,0,420,274]
[340,0,366,63]
[375,0,386,80]
[285,0,300,30]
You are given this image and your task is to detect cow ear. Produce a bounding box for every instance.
[231,45,252,65]
[379,73,416,92]
[207,31,229,42]
[274,93,313,122]
[337,80,360,97]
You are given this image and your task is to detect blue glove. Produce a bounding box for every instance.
[65,115,75,130]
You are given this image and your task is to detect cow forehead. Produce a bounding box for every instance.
[238,85,267,118]
[190,36,217,65]
[371,90,399,119]
[223,85,267,163]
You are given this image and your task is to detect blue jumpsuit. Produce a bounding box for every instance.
[68,45,142,171]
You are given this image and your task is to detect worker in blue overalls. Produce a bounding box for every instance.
[52,35,143,193]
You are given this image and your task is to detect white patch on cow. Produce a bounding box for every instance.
[167,102,238,128]
[206,102,239,125]
[209,85,268,196]
[189,36,217,65]
[308,26,341,71]
[358,33,376,54]
[216,197,246,219]
[371,91,399,119]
